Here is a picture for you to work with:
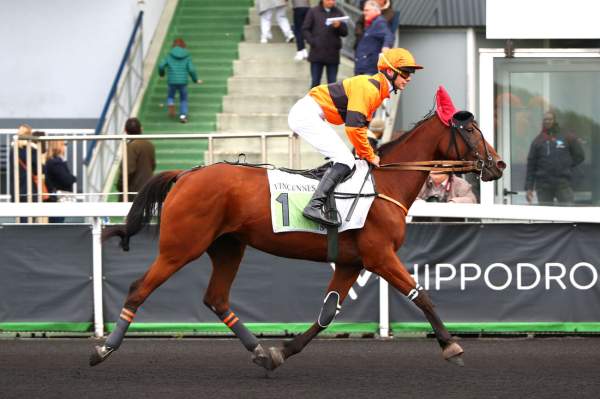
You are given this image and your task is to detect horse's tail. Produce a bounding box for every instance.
[102,170,182,251]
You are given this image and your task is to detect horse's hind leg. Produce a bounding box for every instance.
[90,229,215,366]
[261,263,363,371]
[203,235,267,365]
[364,248,464,366]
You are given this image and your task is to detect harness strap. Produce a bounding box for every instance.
[379,160,481,173]
[377,193,408,216]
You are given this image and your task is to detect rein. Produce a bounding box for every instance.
[378,160,481,173]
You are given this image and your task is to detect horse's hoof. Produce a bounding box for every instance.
[252,344,271,370]
[89,345,115,367]
[268,346,285,370]
[252,345,285,371]
[442,342,464,367]
[446,354,465,367]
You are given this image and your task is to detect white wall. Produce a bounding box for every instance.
[0,0,166,120]
[487,0,600,39]
[395,30,467,131]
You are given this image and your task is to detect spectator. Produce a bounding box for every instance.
[417,172,477,204]
[45,140,77,223]
[9,124,40,203]
[158,38,201,124]
[525,111,585,205]
[257,0,295,44]
[302,0,348,88]
[292,0,310,61]
[117,118,156,202]
[354,1,394,76]
[355,0,395,50]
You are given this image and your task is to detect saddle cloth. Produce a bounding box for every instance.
[267,160,376,234]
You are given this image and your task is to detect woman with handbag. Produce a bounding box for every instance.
[45,140,76,223]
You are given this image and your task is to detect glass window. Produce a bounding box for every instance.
[494,57,600,206]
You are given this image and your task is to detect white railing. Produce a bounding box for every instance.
[14,131,300,204]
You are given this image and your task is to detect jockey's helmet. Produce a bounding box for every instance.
[377,48,423,75]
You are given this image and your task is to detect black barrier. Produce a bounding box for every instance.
[1,224,600,334]
[0,225,94,331]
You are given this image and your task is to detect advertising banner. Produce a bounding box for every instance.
[390,223,600,331]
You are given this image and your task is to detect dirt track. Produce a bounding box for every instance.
[1,337,599,399]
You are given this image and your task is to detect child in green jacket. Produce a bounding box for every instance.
[158,38,200,123]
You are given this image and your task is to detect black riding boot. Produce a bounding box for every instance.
[303,163,352,227]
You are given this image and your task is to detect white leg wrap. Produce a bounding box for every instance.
[407,284,424,302]
[317,291,342,328]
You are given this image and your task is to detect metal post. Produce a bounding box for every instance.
[36,143,42,203]
[208,137,214,165]
[122,137,128,202]
[261,135,267,164]
[288,133,293,167]
[92,217,105,337]
[12,137,20,223]
[72,137,78,194]
[26,141,32,223]
[379,277,390,338]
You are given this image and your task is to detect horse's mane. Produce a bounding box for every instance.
[378,106,437,157]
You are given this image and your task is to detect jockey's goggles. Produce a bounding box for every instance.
[398,68,416,79]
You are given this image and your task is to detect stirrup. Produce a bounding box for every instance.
[303,206,341,227]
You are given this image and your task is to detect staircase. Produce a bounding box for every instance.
[214,4,354,168]
[137,0,252,172]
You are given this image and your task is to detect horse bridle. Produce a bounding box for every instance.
[380,111,493,174]
[448,111,493,175]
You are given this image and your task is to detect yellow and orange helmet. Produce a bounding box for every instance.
[377,48,423,74]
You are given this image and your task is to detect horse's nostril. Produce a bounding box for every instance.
[496,160,507,170]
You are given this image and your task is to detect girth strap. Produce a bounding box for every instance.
[377,193,408,216]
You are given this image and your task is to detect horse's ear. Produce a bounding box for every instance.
[435,86,456,126]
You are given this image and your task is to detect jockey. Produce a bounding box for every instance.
[288,48,423,227]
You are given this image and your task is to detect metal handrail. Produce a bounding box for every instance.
[87,11,144,162]
[85,11,144,200]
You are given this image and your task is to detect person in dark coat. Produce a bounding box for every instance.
[292,0,311,61]
[117,118,156,202]
[45,140,77,223]
[355,0,395,49]
[302,0,348,88]
[525,111,585,205]
[354,1,394,75]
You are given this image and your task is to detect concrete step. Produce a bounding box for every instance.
[207,136,290,152]
[217,113,289,131]
[238,42,297,59]
[222,94,301,113]
[244,24,288,43]
[227,76,308,95]
[233,59,309,77]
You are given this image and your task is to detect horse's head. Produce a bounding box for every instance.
[434,86,505,181]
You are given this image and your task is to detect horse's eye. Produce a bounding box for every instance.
[466,128,474,133]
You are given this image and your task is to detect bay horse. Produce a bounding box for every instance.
[91,94,505,370]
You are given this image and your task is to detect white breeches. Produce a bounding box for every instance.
[288,95,355,168]
[260,6,293,40]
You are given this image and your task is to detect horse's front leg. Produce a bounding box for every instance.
[260,263,362,371]
[364,248,464,366]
